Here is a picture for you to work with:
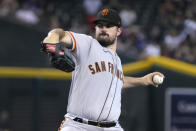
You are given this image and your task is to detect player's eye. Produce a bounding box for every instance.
[97,23,115,28]
[105,24,114,28]
[97,23,103,28]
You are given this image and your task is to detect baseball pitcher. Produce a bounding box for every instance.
[41,8,164,131]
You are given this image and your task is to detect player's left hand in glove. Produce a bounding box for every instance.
[40,41,75,72]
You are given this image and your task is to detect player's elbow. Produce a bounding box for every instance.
[53,28,64,33]
[48,28,65,37]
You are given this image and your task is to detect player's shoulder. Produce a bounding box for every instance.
[116,54,122,63]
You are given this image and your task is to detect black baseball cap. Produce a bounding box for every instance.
[93,8,121,27]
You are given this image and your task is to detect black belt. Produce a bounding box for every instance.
[73,117,116,128]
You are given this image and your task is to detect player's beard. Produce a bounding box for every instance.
[96,32,116,47]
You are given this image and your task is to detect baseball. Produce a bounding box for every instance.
[153,75,164,85]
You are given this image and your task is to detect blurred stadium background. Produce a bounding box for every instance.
[0,0,196,131]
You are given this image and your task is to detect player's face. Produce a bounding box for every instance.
[95,21,121,47]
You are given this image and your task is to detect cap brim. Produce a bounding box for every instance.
[93,18,117,26]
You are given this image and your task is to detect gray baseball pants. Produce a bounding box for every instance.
[59,118,124,131]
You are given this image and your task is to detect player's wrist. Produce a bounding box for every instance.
[141,76,150,86]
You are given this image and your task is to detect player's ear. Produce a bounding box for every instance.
[117,27,122,36]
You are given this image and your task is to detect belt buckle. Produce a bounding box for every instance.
[97,122,101,127]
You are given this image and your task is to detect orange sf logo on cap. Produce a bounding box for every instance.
[102,9,109,16]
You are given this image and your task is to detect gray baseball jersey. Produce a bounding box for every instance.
[64,31,124,122]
